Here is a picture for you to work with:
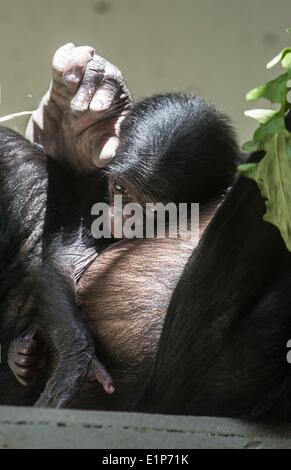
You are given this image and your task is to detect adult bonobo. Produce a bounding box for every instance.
[1,44,239,408]
[4,44,290,422]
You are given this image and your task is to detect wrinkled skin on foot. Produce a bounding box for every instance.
[26,43,132,173]
[8,326,115,407]
[34,352,114,408]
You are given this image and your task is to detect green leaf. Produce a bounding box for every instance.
[287,27,291,34]
[238,162,259,174]
[239,132,291,251]
[242,40,291,252]
[244,109,278,124]
[246,73,289,103]
[253,113,286,143]
[282,51,291,69]
[242,140,263,152]
[267,48,291,69]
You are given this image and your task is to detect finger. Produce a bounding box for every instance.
[89,59,125,113]
[14,371,37,387]
[10,338,38,355]
[104,59,122,83]
[14,354,37,367]
[87,358,115,394]
[89,78,117,112]
[71,78,121,133]
[70,55,106,112]
[63,45,95,89]
[14,365,37,379]
[15,374,35,387]
[52,43,75,82]
[95,136,119,167]
[22,326,38,342]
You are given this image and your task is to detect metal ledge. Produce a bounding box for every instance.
[0,406,291,449]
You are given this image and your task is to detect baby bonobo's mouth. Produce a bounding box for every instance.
[109,205,136,239]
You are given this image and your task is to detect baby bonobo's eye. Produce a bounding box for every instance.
[113,182,128,195]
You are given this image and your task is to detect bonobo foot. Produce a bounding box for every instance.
[8,327,114,406]
[7,327,46,387]
[26,43,132,172]
[34,354,114,408]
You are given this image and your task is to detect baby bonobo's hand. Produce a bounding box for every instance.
[26,43,132,172]
[7,327,45,387]
[8,326,114,406]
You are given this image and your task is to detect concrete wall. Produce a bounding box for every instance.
[0,0,290,142]
[1,406,291,449]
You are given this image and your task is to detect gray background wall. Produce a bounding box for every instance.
[0,0,290,143]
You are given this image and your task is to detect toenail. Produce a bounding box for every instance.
[64,73,80,84]
[91,99,106,111]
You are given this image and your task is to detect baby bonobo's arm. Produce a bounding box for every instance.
[26,43,132,172]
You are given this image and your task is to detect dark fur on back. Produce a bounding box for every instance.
[141,152,291,421]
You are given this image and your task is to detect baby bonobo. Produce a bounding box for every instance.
[7,45,239,406]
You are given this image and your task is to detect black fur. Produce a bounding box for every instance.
[108,93,240,204]
[141,151,291,421]
[286,109,291,133]
[0,127,107,406]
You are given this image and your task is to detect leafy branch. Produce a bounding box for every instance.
[239,30,291,250]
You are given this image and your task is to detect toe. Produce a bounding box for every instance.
[16,375,34,387]
[89,79,116,112]
[22,326,38,342]
[63,46,95,89]
[14,353,37,367]
[95,136,119,167]
[52,43,75,82]
[70,54,106,112]
[10,338,38,356]
[15,365,36,379]
[86,357,115,394]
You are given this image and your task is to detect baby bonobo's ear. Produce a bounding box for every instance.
[26,43,133,173]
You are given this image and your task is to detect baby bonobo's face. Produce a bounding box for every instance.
[107,174,157,238]
[108,174,155,207]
